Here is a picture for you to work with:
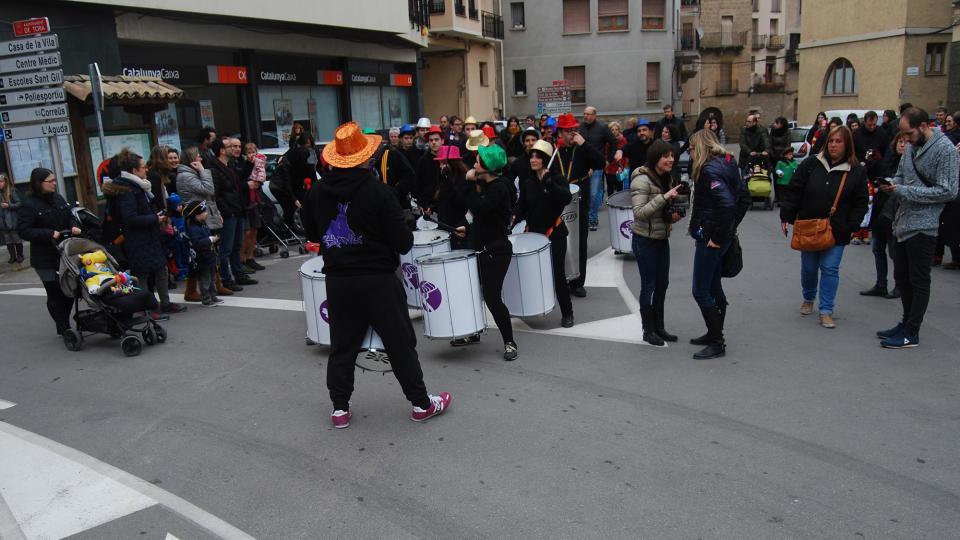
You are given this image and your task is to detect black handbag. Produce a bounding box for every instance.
[721,234,743,278]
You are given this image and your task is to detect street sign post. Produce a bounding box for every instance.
[13,17,51,37]
[0,35,59,58]
[0,103,68,124]
[0,52,60,74]
[1,119,70,140]
[0,86,65,108]
[536,83,572,116]
[0,69,63,91]
[89,63,107,162]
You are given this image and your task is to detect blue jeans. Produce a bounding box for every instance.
[632,235,670,311]
[692,239,731,309]
[800,244,845,315]
[218,217,244,281]
[588,169,604,225]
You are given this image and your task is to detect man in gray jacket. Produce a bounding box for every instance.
[877,107,959,348]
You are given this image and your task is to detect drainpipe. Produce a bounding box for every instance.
[461,38,470,117]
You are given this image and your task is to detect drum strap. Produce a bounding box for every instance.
[558,147,576,181]
[380,150,389,184]
[544,216,563,238]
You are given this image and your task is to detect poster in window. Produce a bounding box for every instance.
[274,99,294,146]
[199,100,216,129]
[5,136,77,184]
[88,131,152,197]
[388,98,402,128]
[155,103,181,152]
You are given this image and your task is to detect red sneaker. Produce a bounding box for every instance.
[411,392,452,422]
[331,408,352,429]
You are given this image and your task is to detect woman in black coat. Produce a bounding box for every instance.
[17,168,80,334]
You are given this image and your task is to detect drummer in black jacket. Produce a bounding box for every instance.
[555,113,605,298]
[514,140,575,328]
[300,122,451,429]
[454,144,519,361]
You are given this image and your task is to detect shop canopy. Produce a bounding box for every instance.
[63,74,183,104]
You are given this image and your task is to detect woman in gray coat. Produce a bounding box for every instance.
[176,146,228,300]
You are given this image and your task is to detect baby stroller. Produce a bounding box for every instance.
[745,156,774,210]
[58,236,166,357]
[257,181,307,258]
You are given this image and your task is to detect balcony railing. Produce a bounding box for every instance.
[699,31,747,51]
[680,35,696,50]
[427,0,444,15]
[455,0,465,16]
[768,34,785,50]
[647,89,660,101]
[482,11,504,39]
[716,79,738,96]
[753,34,767,49]
[753,73,786,93]
[410,0,431,30]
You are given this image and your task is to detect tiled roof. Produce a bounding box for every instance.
[63,75,183,102]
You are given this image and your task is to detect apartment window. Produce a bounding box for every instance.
[769,18,778,36]
[926,43,946,75]
[564,65,586,104]
[721,16,734,45]
[513,69,527,95]
[468,0,479,20]
[718,62,735,95]
[479,61,489,87]
[599,0,628,31]
[772,0,782,12]
[752,0,759,12]
[563,0,590,33]
[823,58,857,95]
[646,62,660,101]
[511,2,525,29]
[641,0,666,30]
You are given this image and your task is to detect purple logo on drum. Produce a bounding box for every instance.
[620,220,632,239]
[419,281,443,312]
[402,263,420,289]
[319,300,329,323]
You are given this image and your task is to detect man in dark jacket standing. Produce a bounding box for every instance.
[738,114,771,168]
[655,105,688,142]
[853,111,889,177]
[622,120,654,175]
[301,122,451,429]
[209,139,256,289]
[415,126,444,211]
[578,106,621,230]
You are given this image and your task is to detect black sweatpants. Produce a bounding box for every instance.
[326,273,430,411]
[41,278,72,334]
[893,233,937,336]
[478,244,514,344]
[550,233,573,317]
[569,184,589,289]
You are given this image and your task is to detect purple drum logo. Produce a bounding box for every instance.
[620,220,632,239]
[319,300,329,323]
[419,281,443,312]
[402,262,420,289]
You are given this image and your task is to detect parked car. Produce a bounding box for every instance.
[790,125,813,162]
[823,109,887,125]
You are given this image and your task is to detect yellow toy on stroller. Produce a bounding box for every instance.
[745,156,774,210]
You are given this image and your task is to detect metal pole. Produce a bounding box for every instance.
[49,135,67,199]
[88,63,107,161]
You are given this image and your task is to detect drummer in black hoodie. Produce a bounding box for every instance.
[514,139,575,328]
[301,122,451,429]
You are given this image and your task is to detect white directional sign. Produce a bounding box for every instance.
[0,103,67,125]
[0,69,62,91]
[0,86,64,108]
[0,35,59,57]
[2,119,70,140]
[0,51,60,73]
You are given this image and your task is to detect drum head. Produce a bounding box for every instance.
[508,233,550,254]
[416,249,476,265]
[569,184,580,196]
[298,255,325,278]
[608,190,632,209]
[413,230,450,244]
[416,216,439,230]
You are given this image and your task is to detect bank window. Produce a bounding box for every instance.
[381,86,412,129]
[646,62,660,101]
[480,61,489,87]
[511,2,525,29]
[513,69,527,95]
[926,43,945,75]
[563,0,590,34]
[642,0,665,30]
[258,86,341,147]
[598,0,628,31]
[823,57,857,95]
[564,65,586,104]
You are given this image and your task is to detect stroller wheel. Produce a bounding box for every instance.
[298,246,307,255]
[269,245,279,254]
[280,250,290,259]
[142,325,157,346]
[254,248,265,258]
[63,329,83,352]
[154,324,167,344]
[121,335,143,357]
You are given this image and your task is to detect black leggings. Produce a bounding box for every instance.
[478,245,514,344]
[41,278,73,334]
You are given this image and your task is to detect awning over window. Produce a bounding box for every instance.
[63,75,183,103]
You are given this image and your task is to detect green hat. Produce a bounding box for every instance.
[362,128,377,135]
[477,144,507,174]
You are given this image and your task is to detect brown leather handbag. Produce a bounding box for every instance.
[791,172,848,252]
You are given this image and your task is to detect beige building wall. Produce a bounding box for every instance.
[464,43,499,120]
[422,53,464,120]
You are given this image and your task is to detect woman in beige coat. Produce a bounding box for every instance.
[630,140,682,346]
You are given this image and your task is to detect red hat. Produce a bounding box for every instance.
[556,113,578,130]
[482,125,496,139]
[427,125,443,135]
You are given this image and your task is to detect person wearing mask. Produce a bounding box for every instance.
[622,120,655,175]
[514,139,575,328]
[451,143,518,361]
[629,140,682,346]
[578,106,622,231]
[655,104,688,142]
[862,133,908,299]
[769,117,791,168]
[300,122,451,428]
[209,139,255,290]
[415,126,445,212]
[739,114,771,168]
[605,121,629,194]
[876,107,959,348]
[687,130,749,359]
[17,168,81,334]
[0,173,24,264]
[781,126,869,329]
[557,113,605,298]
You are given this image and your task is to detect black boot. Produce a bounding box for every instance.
[640,308,665,346]
[15,243,24,263]
[654,303,677,342]
[690,302,726,345]
[693,305,726,360]
[6,244,15,264]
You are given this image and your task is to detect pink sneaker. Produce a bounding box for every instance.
[411,392,452,422]
[331,408,352,429]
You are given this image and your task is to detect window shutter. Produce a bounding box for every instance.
[646,62,660,100]
[563,0,590,33]
[642,0,665,17]
[599,0,628,16]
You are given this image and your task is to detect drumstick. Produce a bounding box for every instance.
[423,214,459,234]
[546,148,559,170]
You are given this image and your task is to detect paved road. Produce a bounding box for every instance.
[1,203,959,539]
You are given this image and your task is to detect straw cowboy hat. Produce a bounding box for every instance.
[529,139,554,157]
[463,116,478,126]
[322,121,383,169]
[464,129,489,151]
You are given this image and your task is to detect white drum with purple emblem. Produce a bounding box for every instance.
[503,233,555,317]
[399,230,451,308]
[564,184,581,280]
[415,250,485,339]
[299,255,383,349]
[606,190,634,254]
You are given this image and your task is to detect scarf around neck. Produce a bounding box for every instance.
[120,171,154,198]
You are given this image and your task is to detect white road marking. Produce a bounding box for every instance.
[583,247,622,288]
[0,288,45,297]
[165,533,182,540]
[0,422,255,540]
[0,491,27,540]
[0,399,16,410]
